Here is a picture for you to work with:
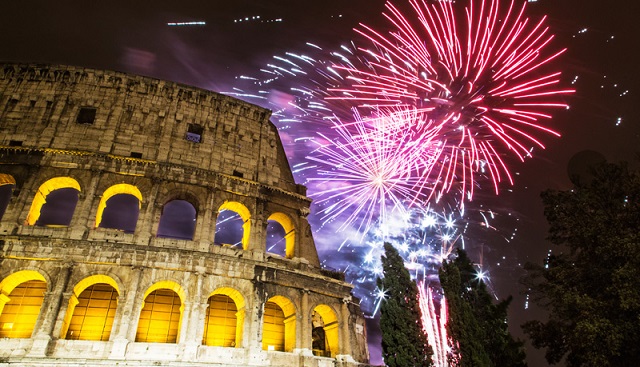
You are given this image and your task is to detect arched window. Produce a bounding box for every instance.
[26,177,81,227]
[203,295,237,347]
[213,210,244,248]
[157,200,196,240]
[266,220,286,256]
[0,173,16,222]
[0,271,47,339]
[136,288,182,343]
[63,283,118,341]
[215,201,251,250]
[267,213,296,258]
[96,184,142,233]
[311,305,339,357]
[262,296,296,352]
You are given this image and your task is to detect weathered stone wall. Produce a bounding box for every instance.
[0,64,370,367]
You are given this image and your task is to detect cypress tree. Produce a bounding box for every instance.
[378,242,433,367]
[440,249,526,367]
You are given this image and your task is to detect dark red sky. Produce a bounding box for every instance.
[1,1,638,365]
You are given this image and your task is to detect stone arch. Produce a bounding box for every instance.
[215,201,251,250]
[60,274,120,341]
[0,270,48,338]
[266,212,296,258]
[263,295,296,352]
[95,183,143,232]
[311,304,339,357]
[156,193,198,240]
[203,287,246,348]
[135,280,185,343]
[0,173,16,222]
[26,176,81,226]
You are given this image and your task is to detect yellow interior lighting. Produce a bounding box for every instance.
[136,281,185,344]
[95,184,143,228]
[267,212,296,258]
[218,201,251,250]
[26,177,81,225]
[262,296,296,352]
[312,304,340,357]
[0,271,47,339]
[63,283,118,341]
[203,294,237,347]
[60,275,120,341]
[0,173,16,186]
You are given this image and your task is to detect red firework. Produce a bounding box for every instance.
[326,0,574,203]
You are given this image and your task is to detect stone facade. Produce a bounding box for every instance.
[0,64,369,366]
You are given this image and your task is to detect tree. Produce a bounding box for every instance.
[378,242,433,367]
[440,249,527,367]
[522,161,640,366]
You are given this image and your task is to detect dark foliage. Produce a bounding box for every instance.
[378,242,433,367]
[522,161,640,366]
[440,249,527,367]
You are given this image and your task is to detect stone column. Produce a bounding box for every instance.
[247,216,267,254]
[72,171,101,232]
[109,266,143,359]
[195,193,215,250]
[336,297,355,363]
[136,180,161,243]
[300,289,311,350]
[28,262,73,357]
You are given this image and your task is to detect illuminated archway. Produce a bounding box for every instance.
[262,295,296,352]
[26,177,81,226]
[311,304,339,357]
[60,275,120,341]
[157,200,196,240]
[135,281,185,343]
[216,201,251,250]
[95,184,143,232]
[267,212,295,258]
[202,288,245,347]
[0,270,47,338]
[0,174,15,222]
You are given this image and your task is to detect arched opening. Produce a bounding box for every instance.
[266,220,286,257]
[215,201,251,250]
[96,184,142,233]
[203,287,245,348]
[60,275,119,341]
[213,210,244,248]
[267,213,296,258]
[0,174,16,222]
[262,295,296,352]
[136,281,184,343]
[157,200,196,240]
[0,270,47,339]
[312,304,339,357]
[27,177,81,227]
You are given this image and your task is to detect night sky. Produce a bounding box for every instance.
[1,1,639,366]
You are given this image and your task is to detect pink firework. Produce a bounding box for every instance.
[327,0,574,203]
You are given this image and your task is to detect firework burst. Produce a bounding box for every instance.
[326,0,574,204]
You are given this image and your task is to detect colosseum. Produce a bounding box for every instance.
[0,63,369,367]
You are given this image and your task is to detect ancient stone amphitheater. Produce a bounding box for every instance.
[0,64,369,367]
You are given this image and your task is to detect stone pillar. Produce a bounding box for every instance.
[72,171,101,232]
[136,181,160,243]
[247,216,266,253]
[28,262,73,357]
[336,298,355,363]
[109,266,143,358]
[300,289,311,350]
[195,193,214,249]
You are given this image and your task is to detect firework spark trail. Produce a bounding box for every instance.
[326,0,574,205]
[419,282,450,367]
